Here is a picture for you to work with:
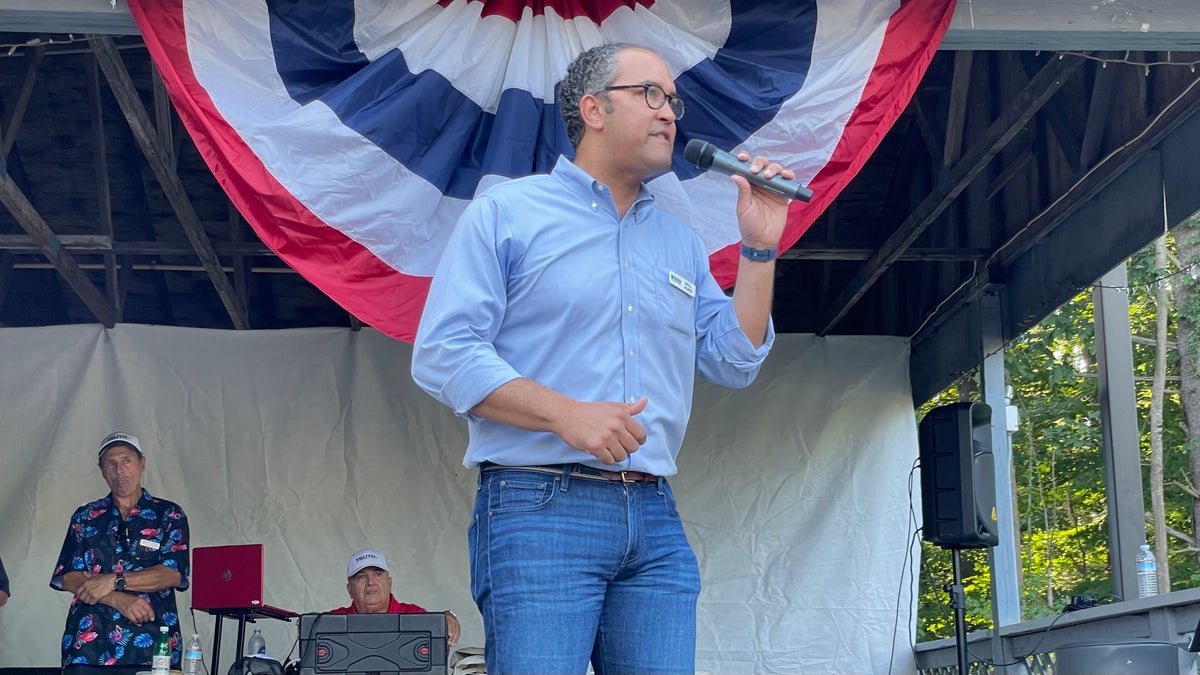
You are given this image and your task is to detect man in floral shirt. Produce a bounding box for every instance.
[50,432,190,672]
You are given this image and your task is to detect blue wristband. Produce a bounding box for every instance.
[740,242,778,262]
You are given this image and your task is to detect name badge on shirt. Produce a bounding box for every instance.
[139,538,161,551]
[668,271,696,298]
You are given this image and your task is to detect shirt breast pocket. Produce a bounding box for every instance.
[652,266,696,335]
[132,530,166,563]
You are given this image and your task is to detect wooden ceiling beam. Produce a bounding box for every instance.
[987,147,1034,200]
[90,36,249,329]
[942,51,973,167]
[781,245,988,262]
[229,203,250,316]
[909,98,941,165]
[151,65,175,174]
[1014,52,1084,175]
[10,1,1200,50]
[817,52,1088,335]
[1,42,45,159]
[911,72,1200,345]
[996,72,1200,266]
[0,171,116,326]
[88,53,120,318]
[0,235,273,256]
[0,251,13,313]
[818,200,838,305]
[0,235,995,263]
[13,261,297,274]
[1080,57,1116,167]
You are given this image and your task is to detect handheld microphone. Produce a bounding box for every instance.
[683,139,813,202]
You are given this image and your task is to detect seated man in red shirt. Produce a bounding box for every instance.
[332,548,460,648]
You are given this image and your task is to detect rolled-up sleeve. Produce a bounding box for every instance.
[162,503,190,591]
[693,254,775,388]
[412,196,522,415]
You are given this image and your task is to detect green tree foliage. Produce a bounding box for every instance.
[915,232,1193,642]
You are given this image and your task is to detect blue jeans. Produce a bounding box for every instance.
[469,466,701,675]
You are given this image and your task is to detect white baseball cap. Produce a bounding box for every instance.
[347,548,390,578]
[98,431,143,458]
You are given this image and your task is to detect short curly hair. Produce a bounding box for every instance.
[559,43,638,148]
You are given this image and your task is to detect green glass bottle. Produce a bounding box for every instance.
[152,625,171,675]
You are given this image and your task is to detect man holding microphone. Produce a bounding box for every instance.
[413,42,797,674]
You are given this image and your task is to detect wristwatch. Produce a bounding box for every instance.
[115,573,127,592]
[740,242,778,262]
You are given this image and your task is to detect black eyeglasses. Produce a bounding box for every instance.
[603,83,686,120]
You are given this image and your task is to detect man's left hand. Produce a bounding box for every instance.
[74,572,118,605]
[731,152,794,251]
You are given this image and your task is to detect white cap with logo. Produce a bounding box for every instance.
[347,548,390,578]
[98,431,143,458]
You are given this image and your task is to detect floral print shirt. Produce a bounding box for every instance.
[50,488,190,667]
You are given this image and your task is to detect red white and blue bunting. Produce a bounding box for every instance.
[129,0,956,340]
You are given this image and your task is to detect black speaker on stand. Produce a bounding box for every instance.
[918,402,999,675]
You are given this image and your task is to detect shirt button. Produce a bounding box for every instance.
[628,350,635,357]
[629,396,637,403]
[591,202,598,209]
[627,305,633,312]
[624,262,630,269]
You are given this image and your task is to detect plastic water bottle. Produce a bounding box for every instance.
[1137,543,1159,598]
[183,633,203,675]
[151,626,172,675]
[247,628,267,656]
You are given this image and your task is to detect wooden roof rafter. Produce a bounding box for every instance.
[817,52,1090,335]
[89,35,249,330]
[0,39,117,327]
[0,171,116,326]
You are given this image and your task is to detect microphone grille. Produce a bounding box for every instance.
[683,139,714,168]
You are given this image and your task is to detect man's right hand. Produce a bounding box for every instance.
[470,379,650,463]
[74,572,117,605]
[556,397,648,464]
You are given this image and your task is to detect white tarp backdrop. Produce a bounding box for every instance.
[0,325,920,673]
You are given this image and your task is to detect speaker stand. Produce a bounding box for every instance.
[943,547,971,675]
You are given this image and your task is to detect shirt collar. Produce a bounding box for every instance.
[104,487,152,513]
[553,156,657,216]
[347,594,400,613]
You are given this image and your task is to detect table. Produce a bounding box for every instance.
[201,606,297,675]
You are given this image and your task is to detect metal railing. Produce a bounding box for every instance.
[914,588,1200,674]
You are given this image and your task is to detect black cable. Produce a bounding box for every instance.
[982,594,1125,666]
[970,609,1071,668]
[188,606,210,675]
[292,612,326,671]
[280,633,301,672]
[888,458,922,675]
[908,458,924,665]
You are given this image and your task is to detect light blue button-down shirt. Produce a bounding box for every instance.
[412,157,774,476]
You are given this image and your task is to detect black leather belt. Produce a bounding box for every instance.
[479,462,659,484]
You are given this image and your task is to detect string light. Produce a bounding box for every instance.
[1092,259,1200,292]
[0,35,144,58]
[0,35,88,57]
[1058,50,1200,75]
